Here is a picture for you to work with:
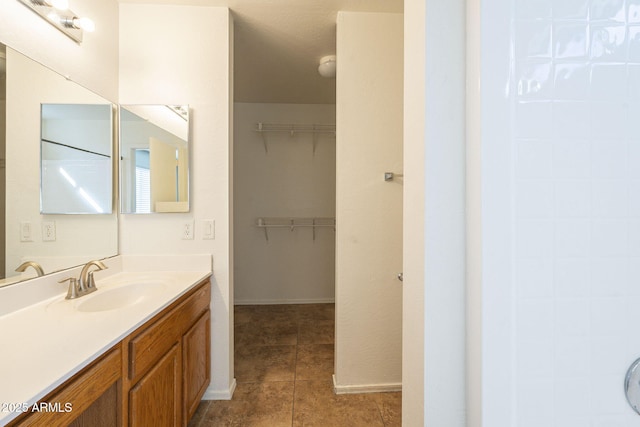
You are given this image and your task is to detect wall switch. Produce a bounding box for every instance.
[20,222,33,242]
[42,221,56,241]
[182,220,194,240]
[203,220,215,240]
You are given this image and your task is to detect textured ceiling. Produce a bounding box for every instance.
[119,0,403,104]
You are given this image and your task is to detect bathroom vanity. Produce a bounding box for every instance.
[126,278,210,426]
[0,256,212,427]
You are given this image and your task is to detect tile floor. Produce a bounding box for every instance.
[188,303,402,427]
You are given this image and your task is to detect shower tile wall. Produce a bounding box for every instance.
[511,0,640,425]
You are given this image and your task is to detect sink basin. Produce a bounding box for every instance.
[47,279,168,313]
[72,282,166,313]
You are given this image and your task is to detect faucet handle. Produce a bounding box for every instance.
[79,260,108,292]
[59,277,79,300]
[85,271,100,292]
[87,261,107,289]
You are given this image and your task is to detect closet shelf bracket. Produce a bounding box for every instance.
[256,217,336,242]
[254,122,335,155]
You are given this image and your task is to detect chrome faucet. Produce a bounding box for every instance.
[15,261,45,277]
[59,260,108,300]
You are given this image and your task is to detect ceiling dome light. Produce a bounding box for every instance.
[318,55,336,78]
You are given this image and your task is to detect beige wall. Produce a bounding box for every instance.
[234,102,336,304]
[334,11,403,392]
[119,3,235,399]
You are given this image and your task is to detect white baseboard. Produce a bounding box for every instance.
[234,297,335,305]
[202,378,237,400]
[332,374,402,394]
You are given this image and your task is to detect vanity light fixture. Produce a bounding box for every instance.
[31,0,68,10]
[57,15,95,32]
[18,0,95,43]
[168,105,189,121]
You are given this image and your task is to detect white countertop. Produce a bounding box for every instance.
[0,255,212,425]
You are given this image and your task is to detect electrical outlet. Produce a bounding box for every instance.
[20,222,33,242]
[203,220,215,240]
[42,221,56,241]
[182,220,194,240]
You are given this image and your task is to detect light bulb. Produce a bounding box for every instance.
[50,0,68,10]
[47,10,60,22]
[73,16,95,32]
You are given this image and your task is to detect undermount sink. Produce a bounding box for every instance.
[76,282,166,312]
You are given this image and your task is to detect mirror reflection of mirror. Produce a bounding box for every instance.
[2,45,117,288]
[120,105,190,214]
[41,103,113,214]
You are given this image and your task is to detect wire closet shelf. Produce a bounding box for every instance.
[254,122,336,154]
[256,217,336,242]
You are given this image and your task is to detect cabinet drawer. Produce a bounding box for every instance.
[129,281,210,383]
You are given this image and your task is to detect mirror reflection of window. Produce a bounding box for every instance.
[120,105,189,214]
[40,103,113,214]
[134,149,150,213]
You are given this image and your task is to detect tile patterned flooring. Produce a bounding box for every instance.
[188,303,401,427]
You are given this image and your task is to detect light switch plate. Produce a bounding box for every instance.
[20,222,33,242]
[203,220,215,240]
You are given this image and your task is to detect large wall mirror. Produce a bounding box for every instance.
[120,105,190,214]
[1,43,117,287]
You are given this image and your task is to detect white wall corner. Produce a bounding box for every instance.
[422,0,467,426]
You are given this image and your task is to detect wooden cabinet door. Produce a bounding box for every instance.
[68,382,119,427]
[182,310,211,424]
[9,346,122,427]
[129,344,181,427]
